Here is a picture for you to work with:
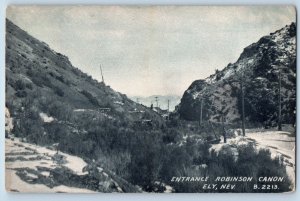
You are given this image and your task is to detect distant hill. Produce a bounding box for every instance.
[176,23,296,127]
[129,95,181,111]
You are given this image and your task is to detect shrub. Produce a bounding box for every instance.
[15,79,26,90]
[53,87,64,97]
[55,74,65,83]
[25,83,33,90]
[26,69,34,77]
[31,72,52,88]
[15,90,27,98]
[81,90,99,106]
[128,131,165,188]
[47,100,72,121]
[162,128,181,144]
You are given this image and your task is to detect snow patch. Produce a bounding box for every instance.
[39,113,55,123]
[114,101,124,105]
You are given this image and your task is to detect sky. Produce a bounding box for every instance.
[6,5,295,96]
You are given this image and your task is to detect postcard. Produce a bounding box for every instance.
[5,5,296,193]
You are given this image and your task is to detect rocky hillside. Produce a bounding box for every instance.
[177,22,296,127]
[5,18,166,192]
[5,18,164,134]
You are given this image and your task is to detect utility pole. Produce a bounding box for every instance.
[167,99,170,120]
[209,120,218,140]
[222,114,227,143]
[278,70,282,131]
[199,98,203,126]
[136,98,140,104]
[241,72,246,137]
[100,64,105,85]
[155,96,159,108]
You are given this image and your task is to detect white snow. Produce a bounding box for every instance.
[273,33,283,43]
[247,59,254,64]
[246,130,295,190]
[192,91,200,100]
[73,109,97,112]
[114,101,124,105]
[164,185,173,193]
[39,113,55,123]
[19,74,33,83]
[210,129,295,191]
[73,109,86,112]
[5,138,94,193]
[222,68,234,80]
[255,77,265,80]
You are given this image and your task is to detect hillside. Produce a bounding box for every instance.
[5,18,165,138]
[177,23,296,127]
[5,18,166,192]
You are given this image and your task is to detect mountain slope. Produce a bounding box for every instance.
[5,18,164,132]
[4,17,165,145]
[177,22,296,127]
[5,18,166,192]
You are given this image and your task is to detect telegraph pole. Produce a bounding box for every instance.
[241,72,246,137]
[155,96,159,108]
[278,70,282,131]
[100,64,105,84]
[222,114,227,143]
[167,99,170,120]
[199,98,203,126]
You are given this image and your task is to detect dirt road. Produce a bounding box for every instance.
[245,130,295,189]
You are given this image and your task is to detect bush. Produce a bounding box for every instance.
[26,83,33,90]
[15,90,27,98]
[26,69,34,77]
[30,71,53,88]
[128,131,165,188]
[81,90,99,106]
[53,87,64,97]
[55,74,65,83]
[162,128,181,144]
[15,79,26,90]
[47,100,72,121]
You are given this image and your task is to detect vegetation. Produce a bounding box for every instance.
[10,91,292,192]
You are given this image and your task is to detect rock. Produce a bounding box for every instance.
[176,23,296,127]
